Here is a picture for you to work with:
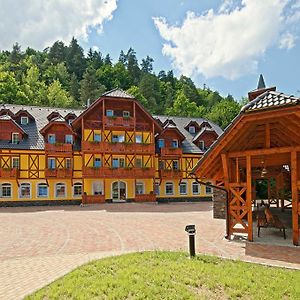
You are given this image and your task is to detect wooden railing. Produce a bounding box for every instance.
[160,147,182,156]
[159,169,183,179]
[83,167,155,178]
[45,143,72,153]
[0,168,19,178]
[82,141,154,154]
[82,194,105,204]
[45,168,72,178]
[135,193,156,202]
[104,116,134,128]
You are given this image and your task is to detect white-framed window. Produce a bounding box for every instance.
[112,135,119,143]
[135,135,142,143]
[106,109,114,117]
[12,133,20,144]
[93,181,103,195]
[154,183,160,195]
[21,116,29,125]
[65,134,73,144]
[123,111,130,117]
[94,158,101,168]
[135,158,142,168]
[37,183,48,198]
[158,139,165,148]
[179,182,187,195]
[199,140,205,150]
[165,182,174,195]
[1,183,12,198]
[189,126,195,134]
[48,134,56,144]
[171,139,178,148]
[12,157,20,169]
[94,133,101,142]
[112,158,119,168]
[19,183,31,198]
[136,182,144,195]
[48,158,56,169]
[205,182,213,194]
[192,182,200,195]
[56,183,66,198]
[73,182,82,197]
[172,160,179,170]
[65,158,72,169]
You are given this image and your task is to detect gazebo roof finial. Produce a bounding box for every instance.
[257,74,266,90]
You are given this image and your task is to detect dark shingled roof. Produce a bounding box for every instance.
[241,91,300,113]
[102,88,135,99]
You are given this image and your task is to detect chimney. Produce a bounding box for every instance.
[87,98,91,108]
[248,74,276,101]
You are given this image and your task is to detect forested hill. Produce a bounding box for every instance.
[0,37,243,129]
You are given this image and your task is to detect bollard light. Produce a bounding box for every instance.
[185,224,196,258]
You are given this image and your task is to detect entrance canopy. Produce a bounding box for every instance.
[192,82,300,246]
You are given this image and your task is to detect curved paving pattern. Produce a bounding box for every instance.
[0,202,299,300]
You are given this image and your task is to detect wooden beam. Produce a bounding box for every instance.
[246,155,253,242]
[265,123,270,148]
[228,145,300,158]
[291,151,299,246]
[221,153,230,238]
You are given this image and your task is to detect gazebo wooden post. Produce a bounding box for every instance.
[221,153,230,238]
[291,151,299,246]
[246,155,253,241]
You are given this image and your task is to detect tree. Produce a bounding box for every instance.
[48,41,67,65]
[47,80,74,107]
[141,56,154,73]
[80,67,105,105]
[166,90,205,117]
[126,48,140,85]
[104,54,112,66]
[127,86,148,107]
[69,73,80,105]
[8,43,23,65]
[66,37,86,79]
[87,48,103,70]
[43,62,70,88]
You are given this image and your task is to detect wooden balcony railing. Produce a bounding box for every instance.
[82,141,155,154]
[0,168,19,178]
[45,168,73,178]
[83,167,155,178]
[104,116,134,128]
[45,143,72,153]
[135,193,156,202]
[82,194,105,204]
[159,169,183,179]
[160,147,182,156]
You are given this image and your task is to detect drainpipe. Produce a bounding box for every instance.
[190,174,230,240]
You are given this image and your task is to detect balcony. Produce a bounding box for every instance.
[135,193,156,202]
[159,169,183,179]
[104,116,134,129]
[45,168,72,178]
[82,194,105,204]
[82,141,155,154]
[83,167,155,178]
[0,168,19,178]
[45,143,72,153]
[160,147,182,157]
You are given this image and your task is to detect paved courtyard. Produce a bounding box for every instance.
[0,202,299,300]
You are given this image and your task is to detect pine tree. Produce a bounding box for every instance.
[69,73,80,105]
[48,41,67,65]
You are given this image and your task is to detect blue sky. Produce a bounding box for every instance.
[1,0,300,100]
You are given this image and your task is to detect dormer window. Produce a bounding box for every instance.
[65,134,73,144]
[123,111,130,118]
[189,126,196,134]
[106,110,114,117]
[48,134,56,144]
[21,116,29,125]
[199,140,205,150]
[171,139,178,148]
[12,133,20,144]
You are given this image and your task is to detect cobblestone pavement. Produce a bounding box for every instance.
[0,202,299,300]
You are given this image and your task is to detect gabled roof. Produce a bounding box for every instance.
[160,124,186,141]
[47,111,62,121]
[0,114,27,135]
[192,127,217,142]
[40,116,73,135]
[102,88,135,99]
[15,109,35,121]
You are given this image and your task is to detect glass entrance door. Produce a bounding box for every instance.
[112,181,126,201]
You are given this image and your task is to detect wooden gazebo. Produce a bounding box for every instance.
[192,77,300,246]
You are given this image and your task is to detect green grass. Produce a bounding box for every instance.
[26,252,300,300]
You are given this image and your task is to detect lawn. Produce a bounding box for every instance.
[26,252,300,300]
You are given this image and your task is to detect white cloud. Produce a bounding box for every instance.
[154,0,300,80]
[0,0,117,50]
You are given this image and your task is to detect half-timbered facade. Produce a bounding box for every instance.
[0,89,221,205]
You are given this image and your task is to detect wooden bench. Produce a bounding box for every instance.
[257,207,286,239]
